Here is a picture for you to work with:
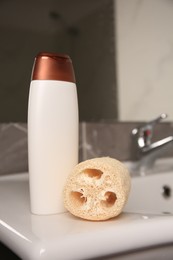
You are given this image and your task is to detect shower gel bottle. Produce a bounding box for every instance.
[28,52,78,215]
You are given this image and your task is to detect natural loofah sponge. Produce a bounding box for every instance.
[63,157,131,221]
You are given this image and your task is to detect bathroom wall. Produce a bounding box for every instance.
[1,0,173,175]
[2,0,173,123]
[115,0,173,121]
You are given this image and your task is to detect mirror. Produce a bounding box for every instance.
[0,0,117,122]
[1,0,172,123]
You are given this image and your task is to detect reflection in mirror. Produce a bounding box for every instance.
[0,0,117,122]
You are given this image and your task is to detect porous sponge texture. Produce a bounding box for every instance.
[64,157,131,221]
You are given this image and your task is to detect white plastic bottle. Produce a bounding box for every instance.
[28,52,78,215]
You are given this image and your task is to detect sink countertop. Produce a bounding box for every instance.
[0,173,173,260]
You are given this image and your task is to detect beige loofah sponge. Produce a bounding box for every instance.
[63,157,131,221]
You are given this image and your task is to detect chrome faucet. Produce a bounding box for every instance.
[131,113,173,174]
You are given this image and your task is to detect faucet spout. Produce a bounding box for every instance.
[141,135,173,153]
[131,113,173,174]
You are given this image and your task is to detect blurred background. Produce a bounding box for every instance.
[0,0,117,122]
[0,0,173,122]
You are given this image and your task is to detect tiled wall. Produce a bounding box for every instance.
[0,122,173,176]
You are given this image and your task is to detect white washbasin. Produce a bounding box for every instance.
[0,162,173,259]
[124,171,173,215]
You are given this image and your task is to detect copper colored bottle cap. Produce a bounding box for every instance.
[31,52,76,83]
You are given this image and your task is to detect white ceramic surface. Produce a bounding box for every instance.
[124,171,173,215]
[0,171,173,260]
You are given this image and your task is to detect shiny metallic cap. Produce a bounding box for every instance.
[31,52,76,83]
